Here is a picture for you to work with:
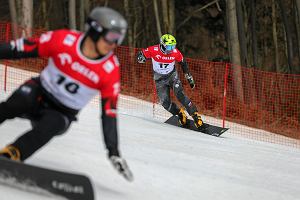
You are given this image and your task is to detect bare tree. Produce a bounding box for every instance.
[296,0,300,27]
[79,0,84,31]
[153,0,162,38]
[85,0,90,14]
[250,0,258,67]
[142,0,151,45]
[69,0,76,29]
[9,0,19,39]
[161,0,175,34]
[236,0,247,67]
[162,0,168,33]
[272,0,280,71]
[294,0,300,60]
[22,0,33,36]
[124,0,133,46]
[168,0,175,34]
[277,0,293,72]
[177,0,220,30]
[227,0,244,101]
[41,0,49,29]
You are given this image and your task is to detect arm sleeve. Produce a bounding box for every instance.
[179,58,190,74]
[0,31,55,60]
[175,50,190,74]
[142,47,152,59]
[101,96,120,157]
[99,67,121,157]
[0,38,39,59]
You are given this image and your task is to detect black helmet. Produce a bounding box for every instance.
[86,7,127,45]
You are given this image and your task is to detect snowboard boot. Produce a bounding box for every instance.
[192,112,204,129]
[178,108,187,126]
[0,145,21,161]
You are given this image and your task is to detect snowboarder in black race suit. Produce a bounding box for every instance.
[0,7,133,181]
[136,34,204,129]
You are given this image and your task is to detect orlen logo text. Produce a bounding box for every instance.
[155,55,175,60]
[52,180,84,194]
[58,53,99,84]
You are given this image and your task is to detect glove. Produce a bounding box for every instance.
[109,155,134,182]
[137,51,146,63]
[185,73,195,89]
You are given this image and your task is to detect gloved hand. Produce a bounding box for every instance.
[185,73,195,89]
[137,51,146,63]
[109,155,134,182]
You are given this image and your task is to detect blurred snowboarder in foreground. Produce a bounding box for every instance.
[0,7,133,181]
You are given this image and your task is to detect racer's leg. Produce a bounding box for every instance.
[171,73,204,128]
[0,79,41,124]
[5,109,73,161]
[155,79,180,116]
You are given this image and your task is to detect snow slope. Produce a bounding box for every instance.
[0,100,300,200]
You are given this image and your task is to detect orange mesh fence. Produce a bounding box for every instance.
[226,64,300,142]
[0,22,299,147]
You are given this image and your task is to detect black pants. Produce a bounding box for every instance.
[155,71,197,116]
[0,78,76,161]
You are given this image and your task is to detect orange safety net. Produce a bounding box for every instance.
[0,22,299,147]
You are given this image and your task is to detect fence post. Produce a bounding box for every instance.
[4,23,11,92]
[222,63,230,128]
[152,80,157,118]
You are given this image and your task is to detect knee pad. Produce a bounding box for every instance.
[173,80,183,95]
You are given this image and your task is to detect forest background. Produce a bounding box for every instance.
[0,0,300,74]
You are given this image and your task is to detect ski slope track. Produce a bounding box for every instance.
[0,100,299,200]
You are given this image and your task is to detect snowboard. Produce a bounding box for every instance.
[0,158,94,200]
[165,116,229,137]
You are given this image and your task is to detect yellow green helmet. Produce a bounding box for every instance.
[160,34,176,54]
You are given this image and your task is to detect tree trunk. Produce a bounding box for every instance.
[142,0,150,45]
[272,0,280,72]
[85,0,90,14]
[296,2,300,23]
[236,0,247,67]
[79,0,85,31]
[133,2,139,48]
[162,0,168,33]
[227,0,244,101]
[41,0,49,29]
[296,0,300,58]
[160,0,175,34]
[22,0,33,36]
[168,0,175,34]
[49,0,66,29]
[153,0,162,38]
[250,0,258,67]
[124,0,133,46]
[9,0,19,39]
[219,0,229,59]
[277,0,293,72]
[69,0,76,29]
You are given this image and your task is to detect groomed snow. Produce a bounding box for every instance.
[0,99,300,200]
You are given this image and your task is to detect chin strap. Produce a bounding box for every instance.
[159,44,168,54]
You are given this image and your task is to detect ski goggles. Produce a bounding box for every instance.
[103,30,125,45]
[165,44,176,51]
[89,20,126,45]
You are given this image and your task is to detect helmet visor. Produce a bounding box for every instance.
[165,44,176,51]
[104,30,125,45]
